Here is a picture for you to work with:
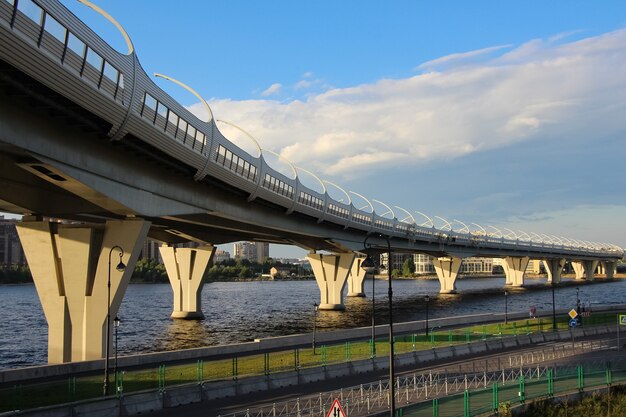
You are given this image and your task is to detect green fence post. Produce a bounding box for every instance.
[116,371,124,396]
[548,368,554,397]
[448,330,453,345]
[158,364,166,390]
[577,365,584,392]
[498,324,502,337]
[519,375,525,404]
[412,333,416,351]
[526,320,530,335]
[322,345,327,366]
[492,382,498,411]
[464,389,470,417]
[264,352,269,375]
[513,322,518,337]
[465,328,470,343]
[370,339,376,358]
[606,363,612,386]
[482,325,487,341]
[432,397,439,417]
[196,359,204,382]
[345,341,351,362]
[67,376,76,401]
[232,357,238,380]
[539,318,544,332]
[294,348,300,370]
[430,331,436,348]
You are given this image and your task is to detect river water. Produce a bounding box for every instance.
[0,277,623,369]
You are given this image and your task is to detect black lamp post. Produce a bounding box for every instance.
[504,290,508,324]
[312,302,318,354]
[362,233,395,417]
[113,316,121,392]
[551,278,557,331]
[103,246,125,397]
[425,295,430,336]
[576,287,581,325]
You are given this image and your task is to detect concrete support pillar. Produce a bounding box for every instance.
[16,219,150,364]
[160,245,215,319]
[347,256,366,297]
[503,256,529,287]
[433,257,463,294]
[543,259,565,284]
[599,261,616,279]
[571,260,599,280]
[307,252,355,310]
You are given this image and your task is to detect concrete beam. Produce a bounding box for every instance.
[16,219,150,363]
[347,256,366,297]
[160,245,215,319]
[571,260,599,280]
[433,257,463,294]
[503,256,530,287]
[307,252,355,310]
[543,259,565,284]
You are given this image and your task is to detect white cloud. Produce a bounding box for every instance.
[260,83,282,97]
[191,29,626,184]
[416,44,513,70]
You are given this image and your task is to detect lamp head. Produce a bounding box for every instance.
[116,252,126,272]
[114,316,121,327]
[425,295,429,302]
[314,302,318,312]
[361,255,376,273]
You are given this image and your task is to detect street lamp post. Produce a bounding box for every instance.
[576,287,581,325]
[504,290,508,325]
[370,267,376,357]
[425,295,430,336]
[103,246,126,397]
[113,316,120,393]
[362,233,395,417]
[551,280,557,331]
[312,303,318,354]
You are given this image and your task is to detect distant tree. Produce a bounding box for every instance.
[391,268,401,278]
[402,258,416,276]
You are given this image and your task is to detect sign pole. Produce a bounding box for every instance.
[618,315,620,352]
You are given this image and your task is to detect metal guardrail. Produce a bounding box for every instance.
[220,339,620,417]
[0,0,622,258]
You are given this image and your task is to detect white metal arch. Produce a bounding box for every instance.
[262,148,297,180]
[415,211,434,228]
[324,180,352,205]
[487,225,503,238]
[349,191,374,213]
[502,228,518,240]
[394,206,417,225]
[541,234,554,244]
[154,73,214,123]
[471,223,487,236]
[295,166,327,194]
[77,0,135,55]
[215,119,262,157]
[373,199,395,219]
[453,219,470,234]
[434,216,452,232]
[529,232,544,243]
[517,230,531,241]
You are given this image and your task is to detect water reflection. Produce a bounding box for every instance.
[0,277,623,368]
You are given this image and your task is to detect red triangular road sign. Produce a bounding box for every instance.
[326,399,347,417]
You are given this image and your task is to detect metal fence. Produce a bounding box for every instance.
[219,339,622,417]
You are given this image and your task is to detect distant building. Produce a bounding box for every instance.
[213,249,231,263]
[233,241,269,262]
[0,216,25,265]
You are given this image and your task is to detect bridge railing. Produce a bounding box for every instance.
[1,0,623,259]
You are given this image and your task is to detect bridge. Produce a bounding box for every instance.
[0,0,623,364]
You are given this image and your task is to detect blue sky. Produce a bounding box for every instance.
[58,0,626,258]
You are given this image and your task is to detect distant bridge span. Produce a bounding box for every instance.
[0,0,622,363]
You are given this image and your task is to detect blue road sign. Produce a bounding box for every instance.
[569,319,578,327]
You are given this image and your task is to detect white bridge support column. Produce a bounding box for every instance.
[160,245,215,319]
[16,219,150,364]
[307,252,355,310]
[347,256,366,297]
[503,256,529,287]
[571,260,599,281]
[433,257,463,294]
[599,261,617,279]
[543,259,565,284]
